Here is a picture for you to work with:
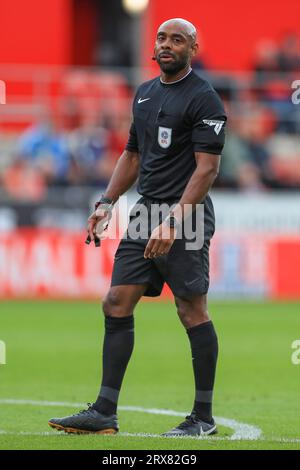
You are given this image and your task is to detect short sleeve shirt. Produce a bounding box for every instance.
[126,70,227,200]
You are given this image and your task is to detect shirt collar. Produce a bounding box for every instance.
[160,67,193,85]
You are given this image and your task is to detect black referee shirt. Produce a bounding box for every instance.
[126,69,227,201]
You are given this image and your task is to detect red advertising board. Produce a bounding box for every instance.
[0,230,300,299]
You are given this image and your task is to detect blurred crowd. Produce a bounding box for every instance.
[0,71,132,201]
[0,114,130,201]
[0,32,300,201]
[218,32,300,190]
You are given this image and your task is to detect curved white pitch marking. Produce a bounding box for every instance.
[120,406,262,440]
[121,433,300,443]
[0,399,85,407]
[0,398,261,441]
[0,429,299,444]
[216,416,261,441]
[0,430,57,436]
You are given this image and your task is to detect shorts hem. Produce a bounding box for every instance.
[110,281,162,297]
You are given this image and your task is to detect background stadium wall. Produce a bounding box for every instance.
[0,0,299,70]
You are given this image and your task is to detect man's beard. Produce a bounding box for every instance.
[157,53,190,76]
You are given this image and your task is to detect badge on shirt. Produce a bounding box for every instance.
[158,126,172,149]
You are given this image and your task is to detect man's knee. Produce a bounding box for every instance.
[102,289,127,317]
[175,296,209,328]
[102,285,145,318]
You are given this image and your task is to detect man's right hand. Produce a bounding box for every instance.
[86,201,113,246]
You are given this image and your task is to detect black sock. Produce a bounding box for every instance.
[186,320,218,423]
[93,315,134,415]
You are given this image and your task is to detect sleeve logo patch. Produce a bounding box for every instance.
[202,119,224,135]
[158,127,172,148]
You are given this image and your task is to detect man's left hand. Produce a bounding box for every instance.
[144,222,177,259]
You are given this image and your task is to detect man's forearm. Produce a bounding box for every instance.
[103,150,139,203]
[172,166,218,221]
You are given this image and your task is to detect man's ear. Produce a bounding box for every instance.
[191,42,199,57]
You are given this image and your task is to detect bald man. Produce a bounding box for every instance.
[49,18,226,437]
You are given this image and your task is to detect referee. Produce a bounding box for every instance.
[49,18,226,437]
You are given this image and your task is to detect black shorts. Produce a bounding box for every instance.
[111,196,215,298]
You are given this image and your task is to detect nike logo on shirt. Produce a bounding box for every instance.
[138,98,151,103]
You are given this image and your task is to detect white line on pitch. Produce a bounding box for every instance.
[0,398,262,441]
[0,430,300,444]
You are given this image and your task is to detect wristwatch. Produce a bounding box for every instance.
[85,196,114,247]
[95,196,114,219]
[95,195,114,209]
[164,214,180,229]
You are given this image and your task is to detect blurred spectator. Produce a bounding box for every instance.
[1,160,47,201]
[267,134,300,187]
[254,33,300,75]
[18,120,70,185]
[106,113,132,162]
[253,34,300,133]
[277,32,300,72]
[68,120,112,186]
[254,40,279,74]
[219,106,277,190]
[220,132,266,190]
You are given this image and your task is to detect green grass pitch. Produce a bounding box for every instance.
[0,299,300,450]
